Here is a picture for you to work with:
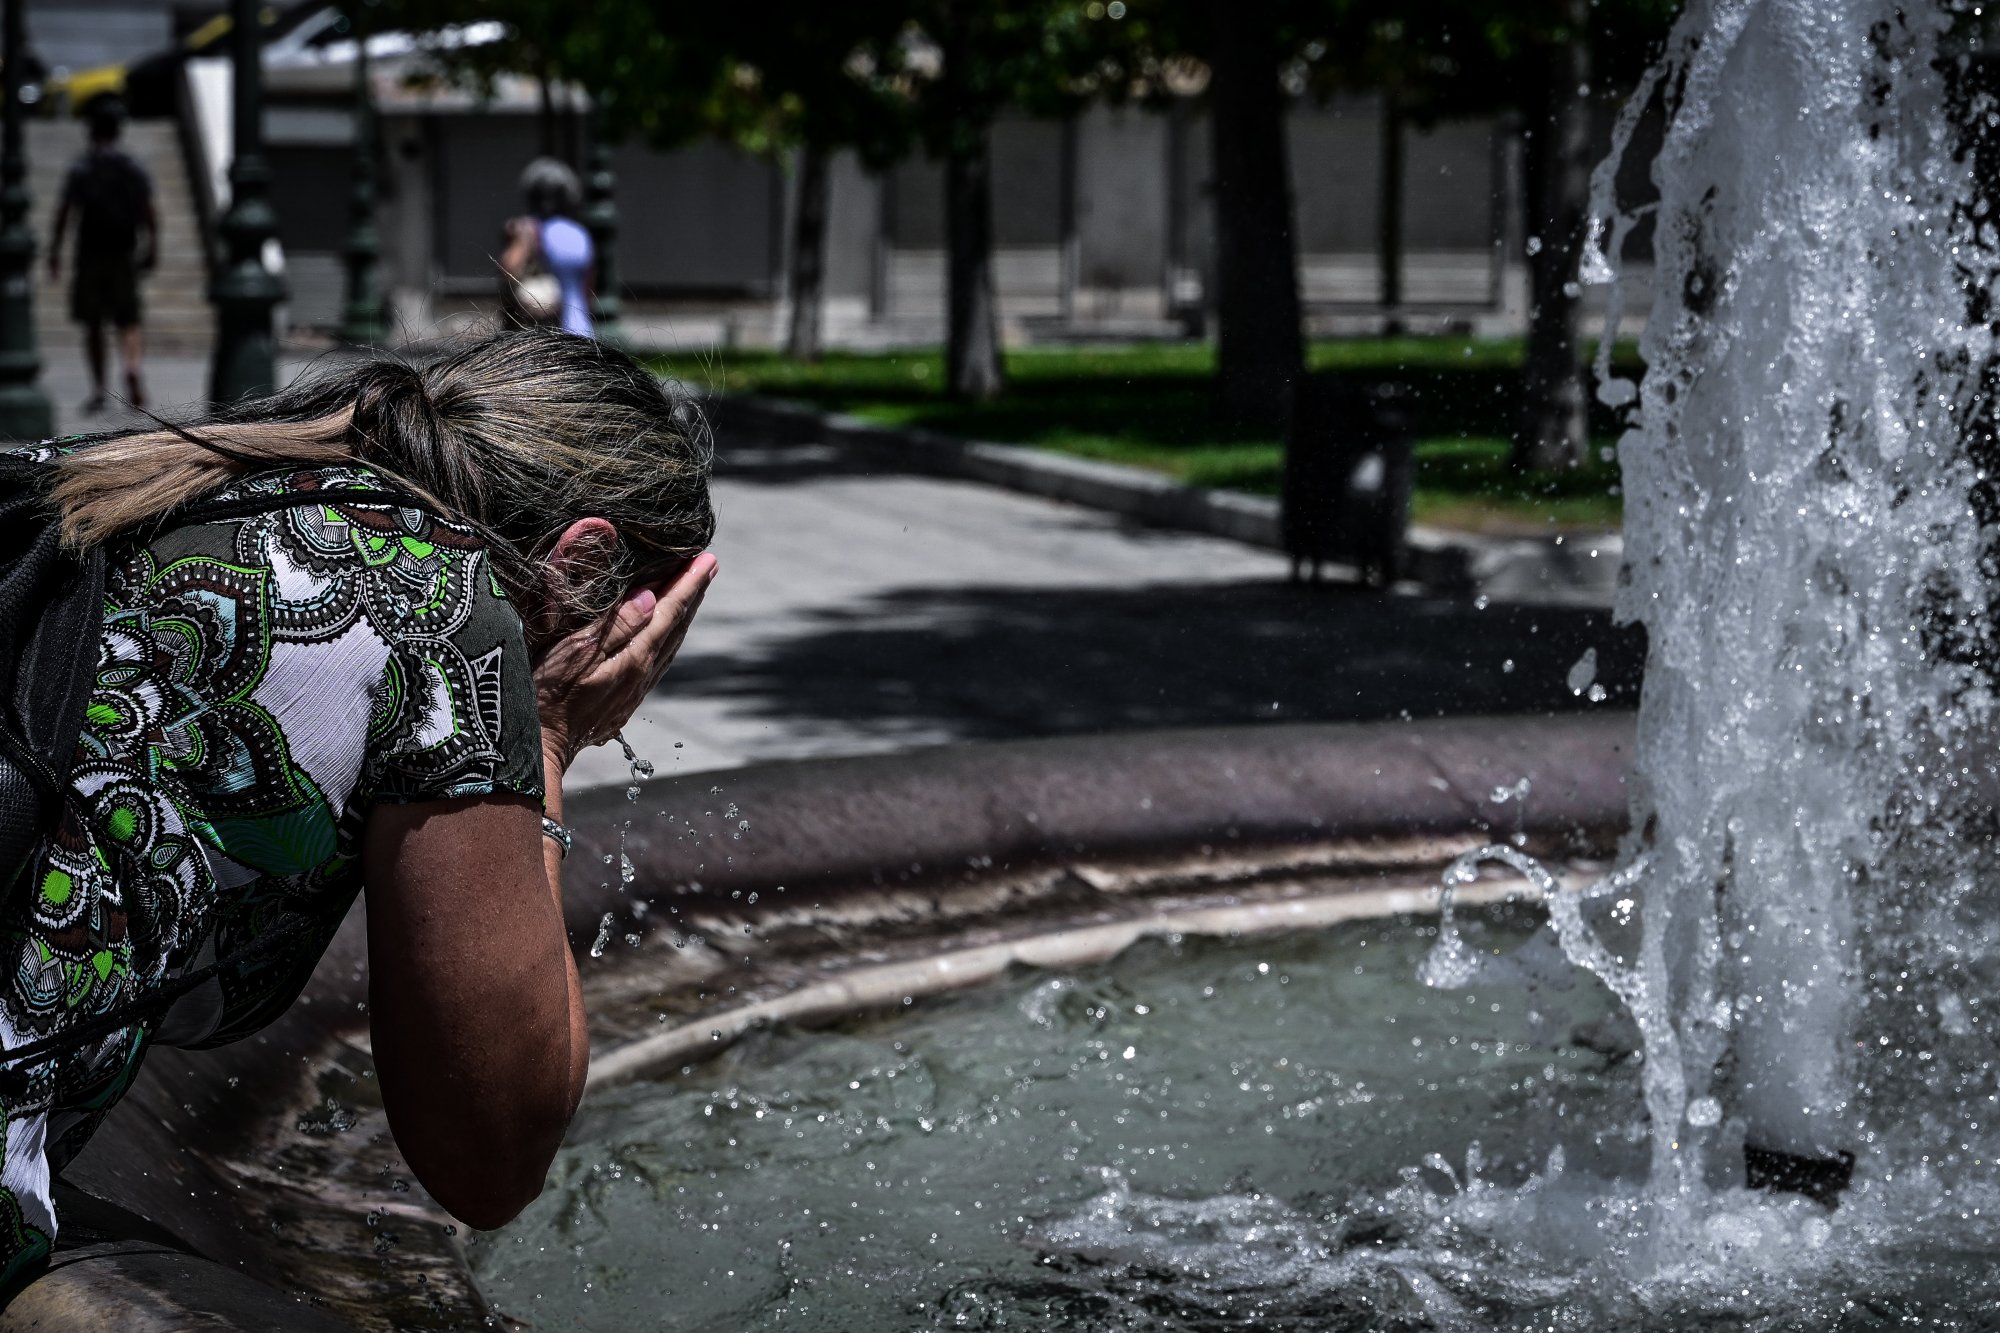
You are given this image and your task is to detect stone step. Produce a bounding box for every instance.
[27,118,212,348]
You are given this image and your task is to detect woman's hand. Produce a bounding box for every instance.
[533,552,717,771]
[499,216,538,276]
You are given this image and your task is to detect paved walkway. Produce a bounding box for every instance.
[20,344,1641,793]
[35,343,335,440]
[576,443,1640,788]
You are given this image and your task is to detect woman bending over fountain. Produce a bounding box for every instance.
[0,329,716,1292]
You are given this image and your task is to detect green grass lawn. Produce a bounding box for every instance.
[658,338,1632,533]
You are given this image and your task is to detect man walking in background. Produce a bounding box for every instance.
[48,99,157,413]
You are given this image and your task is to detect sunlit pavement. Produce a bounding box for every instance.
[19,346,1639,793]
[574,442,1641,788]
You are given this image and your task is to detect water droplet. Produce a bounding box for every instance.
[589,912,615,958]
[1567,648,1599,695]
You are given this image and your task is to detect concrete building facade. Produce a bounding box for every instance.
[316,92,1557,347]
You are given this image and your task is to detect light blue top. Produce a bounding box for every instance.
[539,216,595,338]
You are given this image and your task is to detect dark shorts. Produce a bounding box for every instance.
[70,253,141,329]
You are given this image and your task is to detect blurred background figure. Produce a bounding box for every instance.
[47,97,156,413]
[500,156,594,339]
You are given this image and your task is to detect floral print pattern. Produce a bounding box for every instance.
[0,458,544,1292]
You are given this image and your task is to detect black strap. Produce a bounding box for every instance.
[0,912,322,1096]
[163,485,432,531]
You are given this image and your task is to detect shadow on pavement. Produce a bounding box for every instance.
[667,579,1645,745]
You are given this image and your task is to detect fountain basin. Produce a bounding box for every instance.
[4,715,1635,1329]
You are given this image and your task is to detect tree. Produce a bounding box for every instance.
[1201,0,1306,430]
[683,9,914,361]
[930,0,1010,400]
[385,0,722,152]
[1294,11,1468,349]
[849,1,1140,400]
[1265,0,1674,469]
[1095,0,1314,431]
[548,0,1111,389]
[1510,0,1595,472]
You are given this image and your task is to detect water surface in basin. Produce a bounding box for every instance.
[472,902,2000,1330]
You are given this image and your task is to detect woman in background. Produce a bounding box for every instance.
[500,158,596,338]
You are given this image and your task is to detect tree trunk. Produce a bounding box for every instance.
[945,128,1003,400]
[1514,0,1592,472]
[1206,0,1304,432]
[786,145,830,362]
[938,0,1003,401]
[1378,85,1405,336]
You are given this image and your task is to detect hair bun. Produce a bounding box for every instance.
[349,361,435,459]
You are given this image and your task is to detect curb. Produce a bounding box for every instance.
[699,393,1623,605]
[560,713,1636,939]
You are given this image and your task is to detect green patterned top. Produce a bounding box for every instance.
[0,456,545,1292]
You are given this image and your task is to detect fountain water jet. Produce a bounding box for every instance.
[1435,0,2000,1211]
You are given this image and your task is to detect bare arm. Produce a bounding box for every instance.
[362,780,583,1231]
[361,547,715,1231]
[499,216,536,278]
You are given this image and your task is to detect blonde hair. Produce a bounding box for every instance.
[52,330,715,640]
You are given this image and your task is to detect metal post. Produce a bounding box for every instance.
[209,0,285,403]
[583,97,623,345]
[337,2,385,346]
[0,0,51,441]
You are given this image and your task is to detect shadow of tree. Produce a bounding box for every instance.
[668,579,1645,746]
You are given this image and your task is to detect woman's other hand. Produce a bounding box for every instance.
[499,215,537,276]
[534,540,717,771]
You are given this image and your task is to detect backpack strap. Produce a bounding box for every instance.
[166,485,433,530]
[0,911,321,1099]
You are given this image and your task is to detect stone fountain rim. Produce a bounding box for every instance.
[558,710,1637,940]
[20,711,1636,1331]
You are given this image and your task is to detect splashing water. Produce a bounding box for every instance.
[608,731,654,935]
[616,731,655,803]
[1431,0,2000,1216]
